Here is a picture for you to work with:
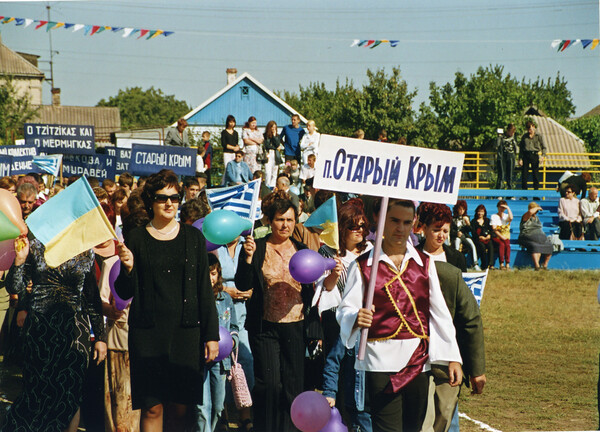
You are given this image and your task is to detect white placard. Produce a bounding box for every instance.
[313,135,464,204]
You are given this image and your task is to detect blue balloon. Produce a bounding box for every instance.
[202,210,253,245]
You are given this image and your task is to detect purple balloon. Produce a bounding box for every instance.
[211,325,234,362]
[289,249,337,284]
[192,218,221,252]
[0,239,15,271]
[318,407,348,432]
[291,391,331,432]
[108,259,132,311]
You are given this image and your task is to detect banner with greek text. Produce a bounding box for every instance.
[62,154,116,180]
[0,156,12,177]
[0,144,41,175]
[129,144,196,176]
[24,123,95,155]
[313,135,464,204]
[105,147,131,174]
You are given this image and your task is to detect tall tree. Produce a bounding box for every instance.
[0,76,39,145]
[97,86,191,129]
[566,116,600,153]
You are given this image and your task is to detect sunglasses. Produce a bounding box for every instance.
[154,193,180,204]
[349,224,366,232]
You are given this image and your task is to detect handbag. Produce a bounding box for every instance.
[228,343,252,409]
[256,145,269,164]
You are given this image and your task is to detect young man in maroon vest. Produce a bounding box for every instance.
[337,199,462,432]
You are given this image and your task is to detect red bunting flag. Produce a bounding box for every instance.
[35,20,48,30]
[560,40,571,51]
[138,29,149,39]
[90,25,101,35]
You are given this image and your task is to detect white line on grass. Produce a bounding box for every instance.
[459,411,502,432]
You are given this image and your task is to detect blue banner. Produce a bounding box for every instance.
[0,156,12,177]
[130,144,196,176]
[62,154,116,180]
[24,123,95,155]
[0,144,41,175]
[105,147,132,174]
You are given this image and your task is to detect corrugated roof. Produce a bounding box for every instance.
[0,41,45,78]
[529,114,590,168]
[31,106,121,142]
[582,104,600,117]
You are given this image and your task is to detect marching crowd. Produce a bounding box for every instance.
[0,114,597,432]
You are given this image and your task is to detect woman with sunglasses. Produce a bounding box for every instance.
[558,185,584,240]
[116,169,219,431]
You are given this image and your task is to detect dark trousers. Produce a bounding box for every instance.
[250,320,305,432]
[365,371,429,432]
[585,219,600,240]
[496,153,516,189]
[473,238,494,269]
[204,168,212,188]
[521,151,540,190]
[559,221,583,240]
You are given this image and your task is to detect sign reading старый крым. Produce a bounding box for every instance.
[313,135,464,205]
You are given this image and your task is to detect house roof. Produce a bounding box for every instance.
[581,104,600,118]
[527,114,589,168]
[31,106,121,142]
[0,41,45,79]
[180,72,308,127]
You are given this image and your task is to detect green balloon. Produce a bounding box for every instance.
[202,210,253,245]
[0,209,20,241]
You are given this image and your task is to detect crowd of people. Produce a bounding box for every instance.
[0,114,596,432]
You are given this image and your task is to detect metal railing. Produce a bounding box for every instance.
[459,151,600,189]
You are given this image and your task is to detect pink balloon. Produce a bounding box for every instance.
[291,391,331,432]
[0,239,16,271]
[192,218,220,252]
[108,259,132,311]
[318,407,348,432]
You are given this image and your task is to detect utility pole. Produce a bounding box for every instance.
[47,3,55,89]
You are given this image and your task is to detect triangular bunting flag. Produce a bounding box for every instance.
[557,40,566,51]
[73,23,84,32]
[591,39,599,50]
[111,27,123,32]
[3,17,15,24]
[365,40,375,47]
[550,39,561,49]
[83,24,93,35]
[350,39,360,47]
[15,18,25,26]
[0,17,4,21]
[150,29,163,39]
[571,39,581,46]
[90,25,101,35]
[138,29,149,39]
[24,18,33,27]
[561,40,571,51]
[122,28,134,37]
[163,31,174,37]
[95,26,107,34]
[64,23,74,29]
[582,39,593,48]
[54,22,65,29]
[370,40,382,49]
[357,40,367,47]
[390,40,399,47]
[35,20,48,30]
[131,29,140,37]
[46,21,57,31]
[146,30,157,39]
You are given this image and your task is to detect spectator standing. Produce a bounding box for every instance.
[15,183,38,219]
[450,200,480,270]
[242,116,264,175]
[221,115,240,173]
[165,118,190,147]
[118,172,134,196]
[201,131,213,188]
[519,121,547,190]
[471,205,494,270]
[496,124,518,189]
[518,202,553,270]
[580,186,600,240]
[263,121,283,189]
[558,185,584,240]
[491,200,513,270]
[299,120,320,165]
[103,179,117,199]
[224,150,253,186]
[280,114,305,162]
[300,154,316,186]
[286,159,302,193]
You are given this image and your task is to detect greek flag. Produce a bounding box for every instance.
[205,179,262,221]
[33,154,62,176]
[461,269,489,307]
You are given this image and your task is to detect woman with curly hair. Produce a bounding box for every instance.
[115,169,219,431]
[471,204,494,269]
[416,202,467,271]
[451,200,480,270]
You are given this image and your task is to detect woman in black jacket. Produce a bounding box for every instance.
[471,204,494,270]
[263,120,283,189]
[235,190,319,432]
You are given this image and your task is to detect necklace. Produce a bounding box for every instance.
[150,220,178,236]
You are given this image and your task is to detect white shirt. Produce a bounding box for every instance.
[300,163,315,181]
[299,132,320,165]
[336,243,462,373]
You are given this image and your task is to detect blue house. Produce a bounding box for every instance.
[183,70,308,130]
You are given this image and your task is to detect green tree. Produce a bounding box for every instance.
[0,76,39,145]
[280,67,417,141]
[97,87,191,129]
[566,116,600,153]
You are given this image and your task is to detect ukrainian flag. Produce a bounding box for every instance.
[304,196,339,250]
[26,177,117,267]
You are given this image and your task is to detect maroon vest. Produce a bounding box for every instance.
[357,250,430,393]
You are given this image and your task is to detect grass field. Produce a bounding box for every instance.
[458,269,600,432]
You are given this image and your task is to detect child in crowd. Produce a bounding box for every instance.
[196,145,206,175]
[201,131,213,188]
[286,158,302,193]
[194,254,239,432]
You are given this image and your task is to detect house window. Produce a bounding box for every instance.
[240,86,249,99]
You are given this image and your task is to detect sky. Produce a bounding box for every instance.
[1,0,599,117]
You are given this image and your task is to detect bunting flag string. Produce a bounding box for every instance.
[0,14,174,39]
[552,39,599,52]
[350,39,401,48]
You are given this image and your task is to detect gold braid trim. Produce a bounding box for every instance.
[368,259,429,342]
